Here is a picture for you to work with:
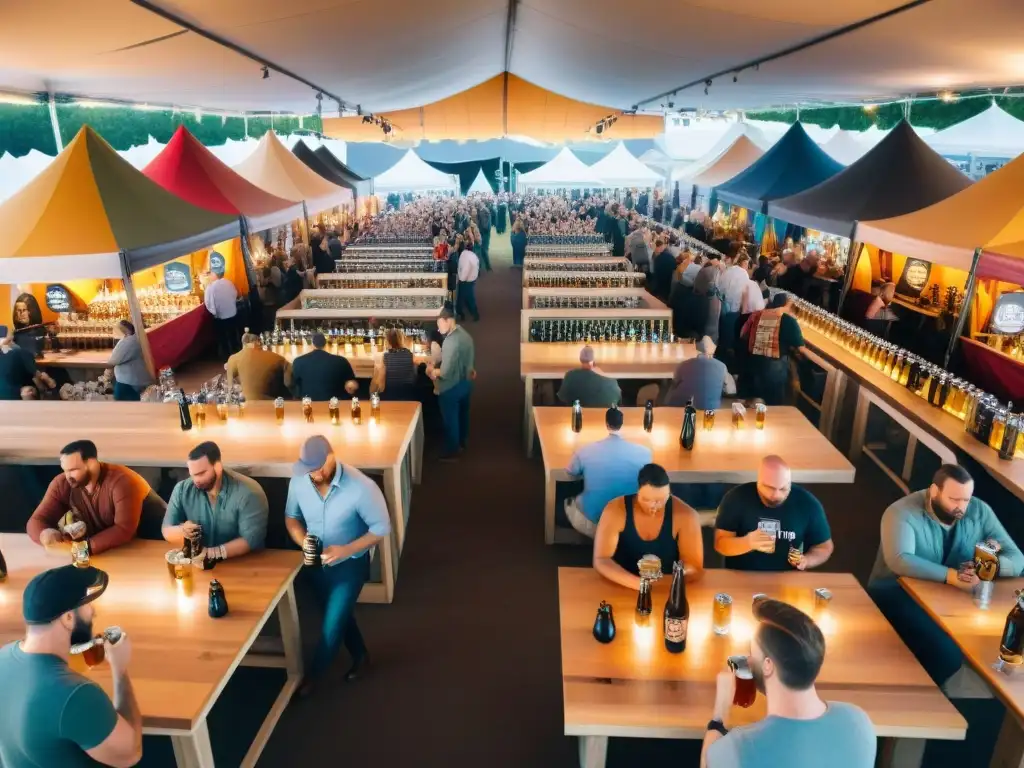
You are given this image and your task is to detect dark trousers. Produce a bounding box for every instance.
[113,381,141,401]
[456,280,479,321]
[308,554,370,677]
[213,316,239,359]
[479,230,492,270]
[438,379,472,454]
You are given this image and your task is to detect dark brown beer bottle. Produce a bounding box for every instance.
[1000,590,1024,666]
[0,545,6,581]
[664,561,689,653]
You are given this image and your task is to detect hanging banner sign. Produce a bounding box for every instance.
[991,292,1024,335]
[44,284,72,313]
[895,258,931,299]
[164,262,192,294]
[208,251,226,274]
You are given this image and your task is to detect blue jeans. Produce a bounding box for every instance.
[308,554,370,676]
[113,381,141,401]
[456,280,479,321]
[438,379,472,455]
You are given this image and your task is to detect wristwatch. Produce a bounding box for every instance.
[707,718,729,736]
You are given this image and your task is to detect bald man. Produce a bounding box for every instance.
[713,455,834,571]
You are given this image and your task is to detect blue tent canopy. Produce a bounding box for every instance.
[716,122,843,214]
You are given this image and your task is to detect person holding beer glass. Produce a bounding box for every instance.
[161,441,269,563]
[868,464,1024,687]
[713,456,834,572]
[285,436,391,698]
[0,564,143,767]
[701,599,875,768]
[593,463,704,588]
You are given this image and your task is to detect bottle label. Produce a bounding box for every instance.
[665,617,687,642]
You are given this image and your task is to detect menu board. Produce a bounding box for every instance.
[44,284,72,313]
[164,262,192,294]
[895,258,931,299]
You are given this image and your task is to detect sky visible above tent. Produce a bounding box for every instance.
[767,120,972,238]
[716,122,844,213]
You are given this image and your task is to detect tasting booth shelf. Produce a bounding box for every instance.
[317,272,448,290]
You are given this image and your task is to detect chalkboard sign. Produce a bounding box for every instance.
[44,284,72,313]
[164,262,192,294]
[208,251,226,274]
[991,291,1024,335]
[895,258,931,299]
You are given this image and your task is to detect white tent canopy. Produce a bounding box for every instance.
[819,130,868,165]
[466,169,493,194]
[671,123,773,183]
[518,147,603,189]
[590,143,662,187]
[925,104,1024,158]
[373,150,459,193]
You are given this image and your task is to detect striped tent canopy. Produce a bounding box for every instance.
[0,125,238,281]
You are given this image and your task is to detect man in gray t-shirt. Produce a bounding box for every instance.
[702,599,875,768]
[557,345,621,408]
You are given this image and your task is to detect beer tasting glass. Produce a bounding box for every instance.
[755,403,767,430]
[70,627,123,668]
[713,593,733,636]
[728,655,757,708]
[165,549,194,587]
[703,409,715,431]
[788,544,804,568]
[274,397,285,425]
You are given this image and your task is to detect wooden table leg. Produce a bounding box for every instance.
[524,377,536,458]
[411,410,424,485]
[544,473,556,545]
[878,737,925,768]
[991,710,1024,768]
[848,386,870,464]
[578,735,608,768]
[819,367,846,442]
[171,719,215,768]
[382,466,407,554]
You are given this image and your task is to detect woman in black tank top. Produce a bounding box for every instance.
[612,494,678,576]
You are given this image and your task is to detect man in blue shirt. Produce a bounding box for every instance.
[564,407,653,537]
[285,435,391,697]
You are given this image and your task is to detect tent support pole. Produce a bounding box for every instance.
[48,94,64,153]
[943,248,982,370]
[237,216,264,334]
[836,239,862,316]
[118,251,157,382]
[301,202,311,245]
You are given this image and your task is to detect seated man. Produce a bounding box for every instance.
[27,440,151,555]
[714,456,833,571]
[161,441,268,563]
[225,330,293,401]
[664,336,734,410]
[868,464,1024,686]
[557,346,622,408]
[701,599,875,768]
[291,332,358,401]
[565,407,653,537]
[593,463,704,588]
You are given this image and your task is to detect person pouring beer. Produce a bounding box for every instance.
[0,564,143,767]
[701,599,875,768]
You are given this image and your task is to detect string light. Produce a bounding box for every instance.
[940,90,957,103]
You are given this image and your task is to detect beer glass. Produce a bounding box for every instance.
[274,397,285,425]
[703,409,715,431]
[728,656,757,708]
[302,534,322,567]
[757,521,778,554]
[216,398,228,422]
[731,403,745,429]
[71,627,122,668]
[713,593,733,636]
[302,396,314,423]
[329,397,340,426]
[71,540,91,568]
[788,544,803,568]
[755,403,767,430]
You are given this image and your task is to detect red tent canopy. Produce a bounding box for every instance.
[143,126,301,229]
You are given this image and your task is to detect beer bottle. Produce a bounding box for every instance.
[643,400,654,433]
[0,545,6,581]
[680,398,696,450]
[1000,590,1024,666]
[664,561,689,653]
[571,400,583,433]
[178,389,193,431]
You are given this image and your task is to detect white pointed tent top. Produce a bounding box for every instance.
[518,147,603,188]
[372,149,459,192]
[926,104,1024,158]
[670,123,774,182]
[820,130,868,165]
[466,168,492,194]
[590,143,662,187]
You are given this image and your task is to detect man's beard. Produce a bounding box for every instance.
[932,498,965,525]
[193,478,215,492]
[70,612,94,647]
[758,492,788,509]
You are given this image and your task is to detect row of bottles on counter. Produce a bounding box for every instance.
[526,234,607,246]
[529,319,673,344]
[793,300,1023,460]
[353,236,433,245]
[340,248,433,259]
[318,277,446,289]
[526,262,628,273]
[526,274,644,289]
[301,295,445,310]
[262,324,430,355]
[87,284,200,323]
[333,259,444,274]
[533,296,642,309]
[525,250,614,259]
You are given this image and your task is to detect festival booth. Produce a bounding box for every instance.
[856,148,1024,400]
[0,126,239,380]
[291,140,368,226]
[312,145,376,219]
[769,120,973,319]
[925,103,1024,179]
[589,143,662,190]
[517,147,603,191]
[233,132,353,244]
[673,134,766,214]
[371,150,460,196]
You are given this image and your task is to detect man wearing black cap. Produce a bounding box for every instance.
[0,565,142,767]
[291,332,358,401]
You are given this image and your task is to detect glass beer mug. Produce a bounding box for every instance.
[329,397,340,426]
[274,397,285,425]
[302,396,314,423]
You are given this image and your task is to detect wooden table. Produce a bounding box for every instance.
[901,576,1024,767]
[37,349,112,381]
[560,567,966,768]
[0,401,423,604]
[799,324,1024,501]
[536,406,855,544]
[521,342,694,457]
[0,534,302,768]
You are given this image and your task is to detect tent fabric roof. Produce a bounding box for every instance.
[716,122,844,213]
[0,126,238,281]
[372,150,459,192]
[143,126,301,231]
[233,132,352,214]
[925,104,1024,159]
[679,135,766,188]
[855,145,1024,272]
[819,130,869,165]
[518,148,604,188]
[292,139,362,194]
[768,121,973,239]
[312,146,365,183]
[589,143,662,187]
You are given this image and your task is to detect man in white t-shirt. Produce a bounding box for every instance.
[204,262,239,359]
[455,245,480,322]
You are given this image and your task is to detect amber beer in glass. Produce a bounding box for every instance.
[713,593,733,636]
[329,397,340,426]
[703,410,715,431]
[728,656,757,708]
[302,396,314,423]
[755,403,766,430]
[274,397,285,425]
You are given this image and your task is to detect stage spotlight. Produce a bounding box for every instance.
[261,66,269,80]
